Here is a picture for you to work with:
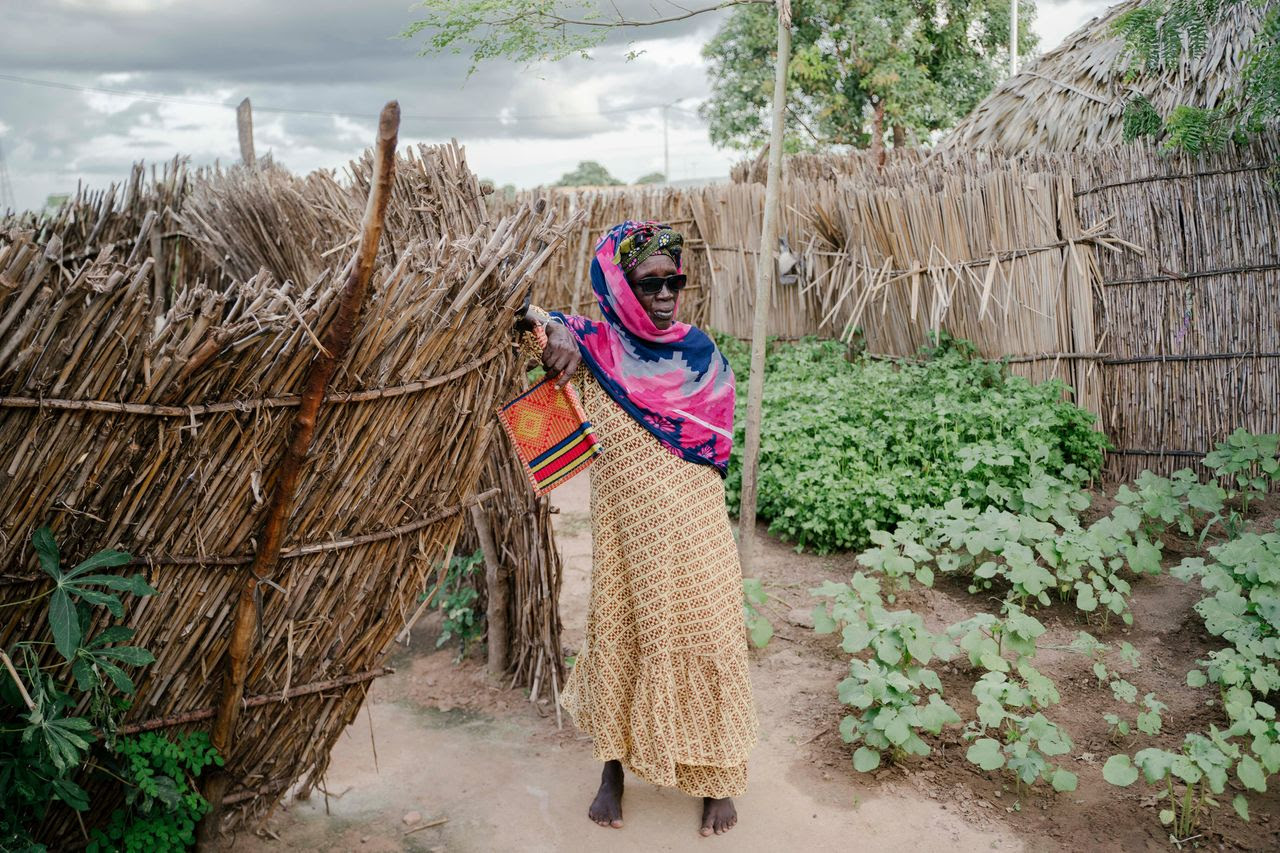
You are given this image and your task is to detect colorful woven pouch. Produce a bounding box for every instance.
[496,377,600,496]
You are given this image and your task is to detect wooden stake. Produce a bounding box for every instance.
[737,1,791,577]
[237,98,256,167]
[472,502,508,677]
[196,100,399,848]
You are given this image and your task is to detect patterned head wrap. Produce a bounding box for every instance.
[549,221,735,474]
[612,221,683,274]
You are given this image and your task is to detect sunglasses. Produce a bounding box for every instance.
[631,273,688,295]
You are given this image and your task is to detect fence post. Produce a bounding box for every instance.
[237,98,256,167]
[195,101,399,849]
[737,1,792,577]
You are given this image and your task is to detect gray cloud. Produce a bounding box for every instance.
[0,1,1105,211]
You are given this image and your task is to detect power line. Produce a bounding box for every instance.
[0,72,705,124]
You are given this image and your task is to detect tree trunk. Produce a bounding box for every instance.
[892,123,906,149]
[737,0,792,577]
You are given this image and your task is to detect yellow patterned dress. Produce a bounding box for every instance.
[553,354,759,799]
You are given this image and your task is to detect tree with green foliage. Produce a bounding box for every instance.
[699,0,1038,153]
[554,160,624,186]
[633,171,667,184]
[1116,0,1280,153]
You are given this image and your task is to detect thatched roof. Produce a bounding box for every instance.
[940,0,1274,153]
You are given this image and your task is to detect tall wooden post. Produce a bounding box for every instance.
[737,1,791,577]
[237,97,256,167]
[195,101,400,848]
[471,503,509,676]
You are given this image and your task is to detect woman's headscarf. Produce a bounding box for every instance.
[550,220,736,474]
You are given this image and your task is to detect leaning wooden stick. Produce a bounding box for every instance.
[195,100,401,848]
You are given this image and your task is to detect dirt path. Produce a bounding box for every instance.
[235,475,1022,852]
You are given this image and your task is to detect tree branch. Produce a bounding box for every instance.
[0,649,36,711]
[531,0,770,29]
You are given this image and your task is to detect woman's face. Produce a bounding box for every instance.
[627,254,680,330]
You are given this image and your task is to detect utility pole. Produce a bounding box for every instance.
[1010,0,1019,76]
[0,138,15,212]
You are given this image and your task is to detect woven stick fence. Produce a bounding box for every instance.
[457,436,566,713]
[1,128,579,843]
[498,133,1279,477]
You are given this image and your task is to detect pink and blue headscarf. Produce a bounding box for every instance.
[550,220,736,474]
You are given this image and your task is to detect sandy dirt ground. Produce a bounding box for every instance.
[235,479,1280,852]
[233,474,1024,853]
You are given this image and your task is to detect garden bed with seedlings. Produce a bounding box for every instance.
[732,338,1280,849]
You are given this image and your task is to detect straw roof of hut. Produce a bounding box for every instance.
[940,0,1274,153]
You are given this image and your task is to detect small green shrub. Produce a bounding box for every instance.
[88,732,223,853]
[430,549,486,659]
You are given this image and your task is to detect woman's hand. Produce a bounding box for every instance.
[543,322,581,389]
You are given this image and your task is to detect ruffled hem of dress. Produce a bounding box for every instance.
[559,648,758,789]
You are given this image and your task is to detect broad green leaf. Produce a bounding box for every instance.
[99,645,156,667]
[65,548,132,578]
[1103,754,1139,786]
[73,587,124,618]
[853,746,881,772]
[811,606,837,635]
[49,587,80,661]
[75,573,157,596]
[50,777,90,811]
[1186,669,1207,688]
[98,660,137,694]
[747,615,772,648]
[1234,793,1251,822]
[33,526,60,579]
[1237,755,1267,792]
[966,738,1005,771]
[1050,768,1078,792]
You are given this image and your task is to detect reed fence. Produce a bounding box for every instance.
[457,435,566,714]
[501,135,1279,479]
[1,138,578,842]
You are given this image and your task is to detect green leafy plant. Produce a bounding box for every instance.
[1,527,164,851]
[1104,731,1246,840]
[742,578,774,649]
[87,732,223,853]
[1115,0,1280,153]
[812,573,960,771]
[719,335,1109,554]
[1203,428,1280,517]
[964,664,1078,794]
[430,549,486,660]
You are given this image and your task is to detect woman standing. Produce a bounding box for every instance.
[522,220,757,837]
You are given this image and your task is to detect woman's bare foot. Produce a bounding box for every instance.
[699,796,737,836]
[589,760,624,828]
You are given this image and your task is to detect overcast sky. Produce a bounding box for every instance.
[0,0,1111,212]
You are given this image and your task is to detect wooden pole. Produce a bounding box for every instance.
[195,100,399,848]
[737,1,791,577]
[471,502,509,677]
[237,97,256,167]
